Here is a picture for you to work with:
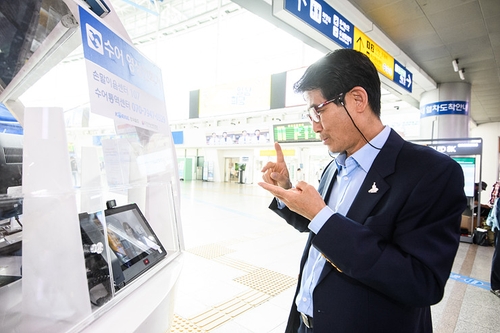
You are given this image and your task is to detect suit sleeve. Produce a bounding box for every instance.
[269,198,310,232]
[313,155,467,307]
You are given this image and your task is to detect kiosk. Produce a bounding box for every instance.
[0,1,184,332]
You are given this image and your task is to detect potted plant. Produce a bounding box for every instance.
[238,163,246,184]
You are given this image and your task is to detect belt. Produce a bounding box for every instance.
[300,312,314,329]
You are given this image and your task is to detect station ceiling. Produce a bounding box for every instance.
[349,0,500,125]
[111,0,500,125]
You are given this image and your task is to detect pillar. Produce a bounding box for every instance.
[419,82,471,139]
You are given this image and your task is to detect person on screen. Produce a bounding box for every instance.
[221,132,233,145]
[122,222,143,256]
[259,49,467,333]
[208,132,219,145]
[123,222,139,239]
[238,130,250,144]
[123,222,160,252]
[107,229,130,263]
[252,129,266,143]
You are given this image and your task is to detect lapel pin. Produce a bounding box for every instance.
[368,182,379,193]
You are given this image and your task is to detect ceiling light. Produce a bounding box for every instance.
[452,59,459,72]
[459,69,465,80]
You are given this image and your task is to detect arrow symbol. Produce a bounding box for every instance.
[298,0,307,11]
[406,74,412,87]
[355,36,365,53]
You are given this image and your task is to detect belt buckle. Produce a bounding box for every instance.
[300,312,313,329]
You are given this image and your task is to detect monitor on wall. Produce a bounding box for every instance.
[452,157,475,197]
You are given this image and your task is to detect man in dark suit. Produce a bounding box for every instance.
[259,49,467,333]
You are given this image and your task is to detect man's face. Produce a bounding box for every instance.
[305,89,360,155]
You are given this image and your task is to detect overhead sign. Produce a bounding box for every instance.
[79,6,167,133]
[353,27,394,81]
[276,0,413,93]
[283,0,354,49]
[420,100,469,118]
[394,59,413,92]
[273,122,320,143]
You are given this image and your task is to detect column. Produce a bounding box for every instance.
[419,82,471,139]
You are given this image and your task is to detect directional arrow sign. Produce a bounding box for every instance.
[394,59,413,93]
[276,0,413,93]
[353,27,394,81]
[284,0,354,49]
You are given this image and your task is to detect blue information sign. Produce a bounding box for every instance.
[79,6,168,133]
[79,7,164,101]
[394,59,413,93]
[0,103,23,134]
[284,0,354,49]
[420,100,469,118]
[281,0,413,93]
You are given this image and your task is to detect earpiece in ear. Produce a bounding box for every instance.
[339,94,345,106]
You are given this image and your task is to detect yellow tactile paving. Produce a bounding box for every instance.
[233,267,297,296]
[187,243,235,259]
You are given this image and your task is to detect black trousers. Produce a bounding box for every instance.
[491,230,500,290]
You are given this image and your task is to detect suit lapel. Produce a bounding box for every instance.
[346,129,403,222]
[317,130,404,282]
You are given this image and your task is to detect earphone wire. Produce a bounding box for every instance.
[339,97,382,151]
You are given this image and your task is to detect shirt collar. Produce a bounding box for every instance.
[335,126,391,173]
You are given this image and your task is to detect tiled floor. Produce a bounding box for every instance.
[170,180,499,333]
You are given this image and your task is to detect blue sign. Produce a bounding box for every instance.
[79,6,168,133]
[284,0,354,49]
[420,100,469,118]
[79,7,164,101]
[172,131,184,144]
[0,103,23,135]
[394,60,413,93]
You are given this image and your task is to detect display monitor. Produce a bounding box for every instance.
[452,157,475,197]
[103,203,166,291]
[273,122,320,143]
[79,203,167,299]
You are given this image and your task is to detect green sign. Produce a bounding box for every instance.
[273,122,320,143]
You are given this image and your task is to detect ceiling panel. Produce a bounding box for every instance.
[437,20,487,45]
[350,0,500,125]
[481,0,500,18]
[365,1,425,28]
[382,17,436,41]
[426,2,482,30]
[416,0,477,14]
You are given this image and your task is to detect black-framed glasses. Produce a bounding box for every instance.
[307,93,344,123]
